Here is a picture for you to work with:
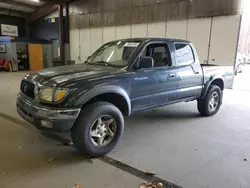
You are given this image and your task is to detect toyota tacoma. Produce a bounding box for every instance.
[17,38,234,157]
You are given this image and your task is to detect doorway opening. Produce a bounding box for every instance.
[234,0,250,91]
[16,43,29,71]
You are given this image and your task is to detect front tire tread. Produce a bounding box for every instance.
[71,102,124,157]
[197,85,222,117]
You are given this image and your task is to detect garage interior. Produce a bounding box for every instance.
[0,0,250,188]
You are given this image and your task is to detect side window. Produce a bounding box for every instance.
[142,43,172,67]
[175,43,195,66]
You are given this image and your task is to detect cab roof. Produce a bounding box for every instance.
[114,37,191,44]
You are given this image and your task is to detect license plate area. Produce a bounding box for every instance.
[19,107,32,118]
[17,98,35,123]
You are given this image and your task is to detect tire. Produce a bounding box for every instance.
[71,102,124,157]
[197,85,222,117]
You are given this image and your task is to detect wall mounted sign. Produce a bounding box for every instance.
[0,44,6,53]
[1,24,18,37]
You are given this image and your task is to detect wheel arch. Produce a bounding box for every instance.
[201,76,224,99]
[74,86,131,116]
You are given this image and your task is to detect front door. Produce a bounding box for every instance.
[130,42,179,112]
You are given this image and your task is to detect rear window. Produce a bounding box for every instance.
[175,43,195,66]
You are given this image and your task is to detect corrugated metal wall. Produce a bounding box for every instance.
[69,0,242,29]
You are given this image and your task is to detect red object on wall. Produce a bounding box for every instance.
[0,57,11,71]
[0,57,4,65]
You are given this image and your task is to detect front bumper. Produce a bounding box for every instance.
[16,93,81,132]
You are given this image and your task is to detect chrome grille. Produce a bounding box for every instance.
[20,80,35,99]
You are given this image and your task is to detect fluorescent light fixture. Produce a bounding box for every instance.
[31,0,40,2]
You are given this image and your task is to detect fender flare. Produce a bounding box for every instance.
[201,75,224,99]
[74,85,131,116]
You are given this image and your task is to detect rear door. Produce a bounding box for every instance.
[130,42,179,112]
[174,43,203,99]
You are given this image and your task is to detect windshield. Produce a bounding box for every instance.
[86,40,141,67]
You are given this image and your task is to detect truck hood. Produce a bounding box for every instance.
[26,64,122,86]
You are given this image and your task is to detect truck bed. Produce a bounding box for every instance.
[201,64,234,89]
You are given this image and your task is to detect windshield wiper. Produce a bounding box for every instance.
[88,61,118,67]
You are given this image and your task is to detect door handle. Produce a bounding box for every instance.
[169,74,176,77]
[194,70,200,74]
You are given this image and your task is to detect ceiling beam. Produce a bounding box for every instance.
[0,7,29,17]
[29,0,75,23]
[54,0,76,4]
[0,0,37,9]
[29,4,58,23]
[41,0,54,2]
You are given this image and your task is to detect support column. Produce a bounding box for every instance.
[25,19,30,38]
[65,3,70,44]
[64,2,70,62]
[59,4,65,62]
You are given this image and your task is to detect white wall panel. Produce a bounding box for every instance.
[103,26,116,44]
[131,24,147,38]
[70,15,240,68]
[166,20,187,40]
[116,25,131,40]
[69,29,80,62]
[209,15,241,66]
[90,28,103,53]
[187,18,212,63]
[147,22,166,38]
[79,28,91,62]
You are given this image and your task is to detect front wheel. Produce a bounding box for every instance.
[71,102,124,157]
[197,85,222,116]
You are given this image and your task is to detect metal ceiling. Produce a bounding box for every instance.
[0,0,54,17]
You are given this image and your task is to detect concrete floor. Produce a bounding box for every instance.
[0,72,144,188]
[1,70,250,188]
[0,118,144,188]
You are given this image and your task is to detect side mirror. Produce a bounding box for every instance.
[137,57,154,69]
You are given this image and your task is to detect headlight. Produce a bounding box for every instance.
[39,87,53,102]
[39,87,68,102]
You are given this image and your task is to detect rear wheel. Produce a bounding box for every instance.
[198,85,222,116]
[71,102,124,157]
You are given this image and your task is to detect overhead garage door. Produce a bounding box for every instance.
[187,18,212,64]
[69,15,241,67]
[166,20,188,40]
[208,15,241,66]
